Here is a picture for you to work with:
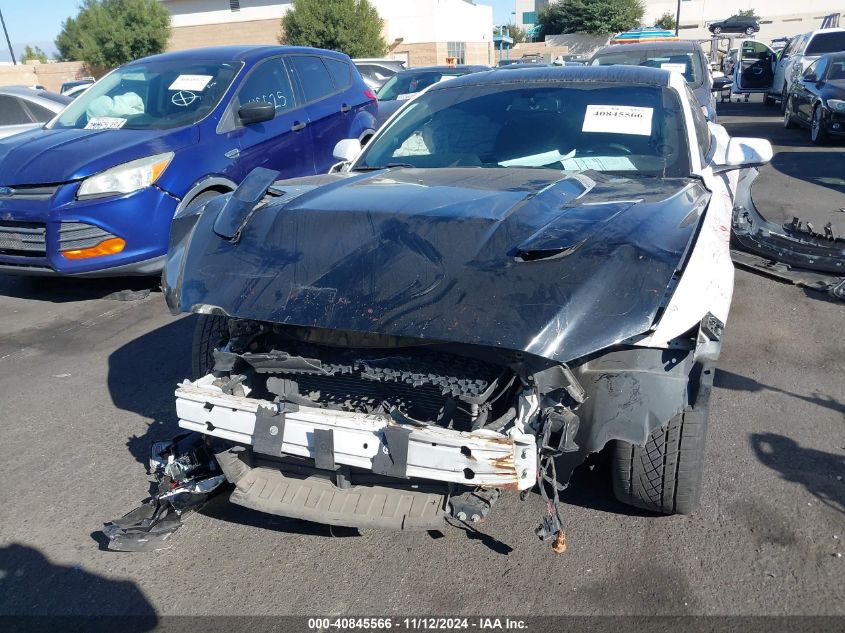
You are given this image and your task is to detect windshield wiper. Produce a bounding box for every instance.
[351,163,414,171]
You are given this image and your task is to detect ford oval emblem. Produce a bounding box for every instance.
[0,186,12,197]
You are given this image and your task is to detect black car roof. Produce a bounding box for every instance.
[594,40,701,55]
[395,65,489,74]
[432,65,672,91]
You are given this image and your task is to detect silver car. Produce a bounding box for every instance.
[0,86,71,140]
[767,28,845,109]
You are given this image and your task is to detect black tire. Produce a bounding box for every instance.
[764,93,776,107]
[780,85,789,114]
[810,105,828,145]
[712,26,722,35]
[745,27,755,36]
[783,97,799,129]
[191,314,230,378]
[611,368,713,514]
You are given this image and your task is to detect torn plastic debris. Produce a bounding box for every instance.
[102,432,225,552]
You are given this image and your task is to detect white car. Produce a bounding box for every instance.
[105,65,774,549]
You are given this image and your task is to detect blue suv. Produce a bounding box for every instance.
[0,46,377,276]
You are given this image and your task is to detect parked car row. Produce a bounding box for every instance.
[0,86,71,140]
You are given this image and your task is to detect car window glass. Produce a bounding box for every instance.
[289,56,335,103]
[829,60,845,80]
[591,49,704,87]
[236,58,295,113]
[323,57,352,90]
[0,95,33,125]
[803,60,818,79]
[22,100,56,122]
[360,83,690,177]
[741,41,770,61]
[806,32,845,56]
[52,61,241,131]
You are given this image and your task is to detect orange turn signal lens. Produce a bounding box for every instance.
[61,237,126,260]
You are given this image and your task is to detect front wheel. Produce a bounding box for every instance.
[191,314,230,378]
[780,86,790,114]
[745,27,756,35]
[783,98,798,128]
[712,26,722,35]
[811,105,828,145]
[611,369,712,514]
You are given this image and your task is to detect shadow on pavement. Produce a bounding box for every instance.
[559,451,656,518]
[750,433,845,516]
[0,542,157,624]
[107,315,196,467]
[714,369,845,416]
[0,274,159,303]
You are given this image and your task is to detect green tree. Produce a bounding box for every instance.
[55,0,170,67]
[737,9,759,18]
[281,0,387,58]
[654,11,677,31]
[494,23,526,45]
[539,0,645,36]
[20,45,49,63]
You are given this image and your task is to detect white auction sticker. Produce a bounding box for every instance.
[660,63,688,73]
[396,92,418,101]
[582,105,654,136]
[168,74,213,91]
[84,116,127,130]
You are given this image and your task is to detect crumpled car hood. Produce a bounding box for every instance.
[164,167,709,363]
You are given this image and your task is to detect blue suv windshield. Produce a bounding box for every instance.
[51,60,243,131]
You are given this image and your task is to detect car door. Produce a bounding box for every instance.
[286,55,350,174]
[733,40,775,92]
[793,59,820,122]
[0,94,40,139]
[219,56,314,181]
[773,33,807,96]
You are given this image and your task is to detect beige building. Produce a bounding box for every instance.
[160,0,494,67]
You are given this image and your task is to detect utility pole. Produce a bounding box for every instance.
[0,9,15,65]
[675,0,681,36]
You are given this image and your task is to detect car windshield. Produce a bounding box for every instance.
[806,32,845,56]
[356,82,690,177]
[51,60,242,131]
[591,49,704,87]
[377,70,470,101]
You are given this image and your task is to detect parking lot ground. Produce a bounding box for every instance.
[0,105,843,619]
[718,95,845,233]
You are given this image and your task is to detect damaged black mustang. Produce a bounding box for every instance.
[149,66,774,546]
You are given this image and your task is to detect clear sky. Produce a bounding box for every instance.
[0,0,518,62]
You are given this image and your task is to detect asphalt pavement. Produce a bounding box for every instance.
[0,100,842,621]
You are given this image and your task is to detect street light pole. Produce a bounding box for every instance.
[0,9,16,65]
[675,0,681,36]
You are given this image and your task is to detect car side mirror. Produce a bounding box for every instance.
[712,76,733,92]
[713,137,773,172]
[332,138,362,162]
[803,73,817,83]
[238,101,275,125]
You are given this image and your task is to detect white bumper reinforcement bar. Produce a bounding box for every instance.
[175,375,537,490]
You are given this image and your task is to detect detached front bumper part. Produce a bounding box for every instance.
[731,167,845,299]
[176,375,537,527]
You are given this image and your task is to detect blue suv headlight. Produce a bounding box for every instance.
[77,152,174,199]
